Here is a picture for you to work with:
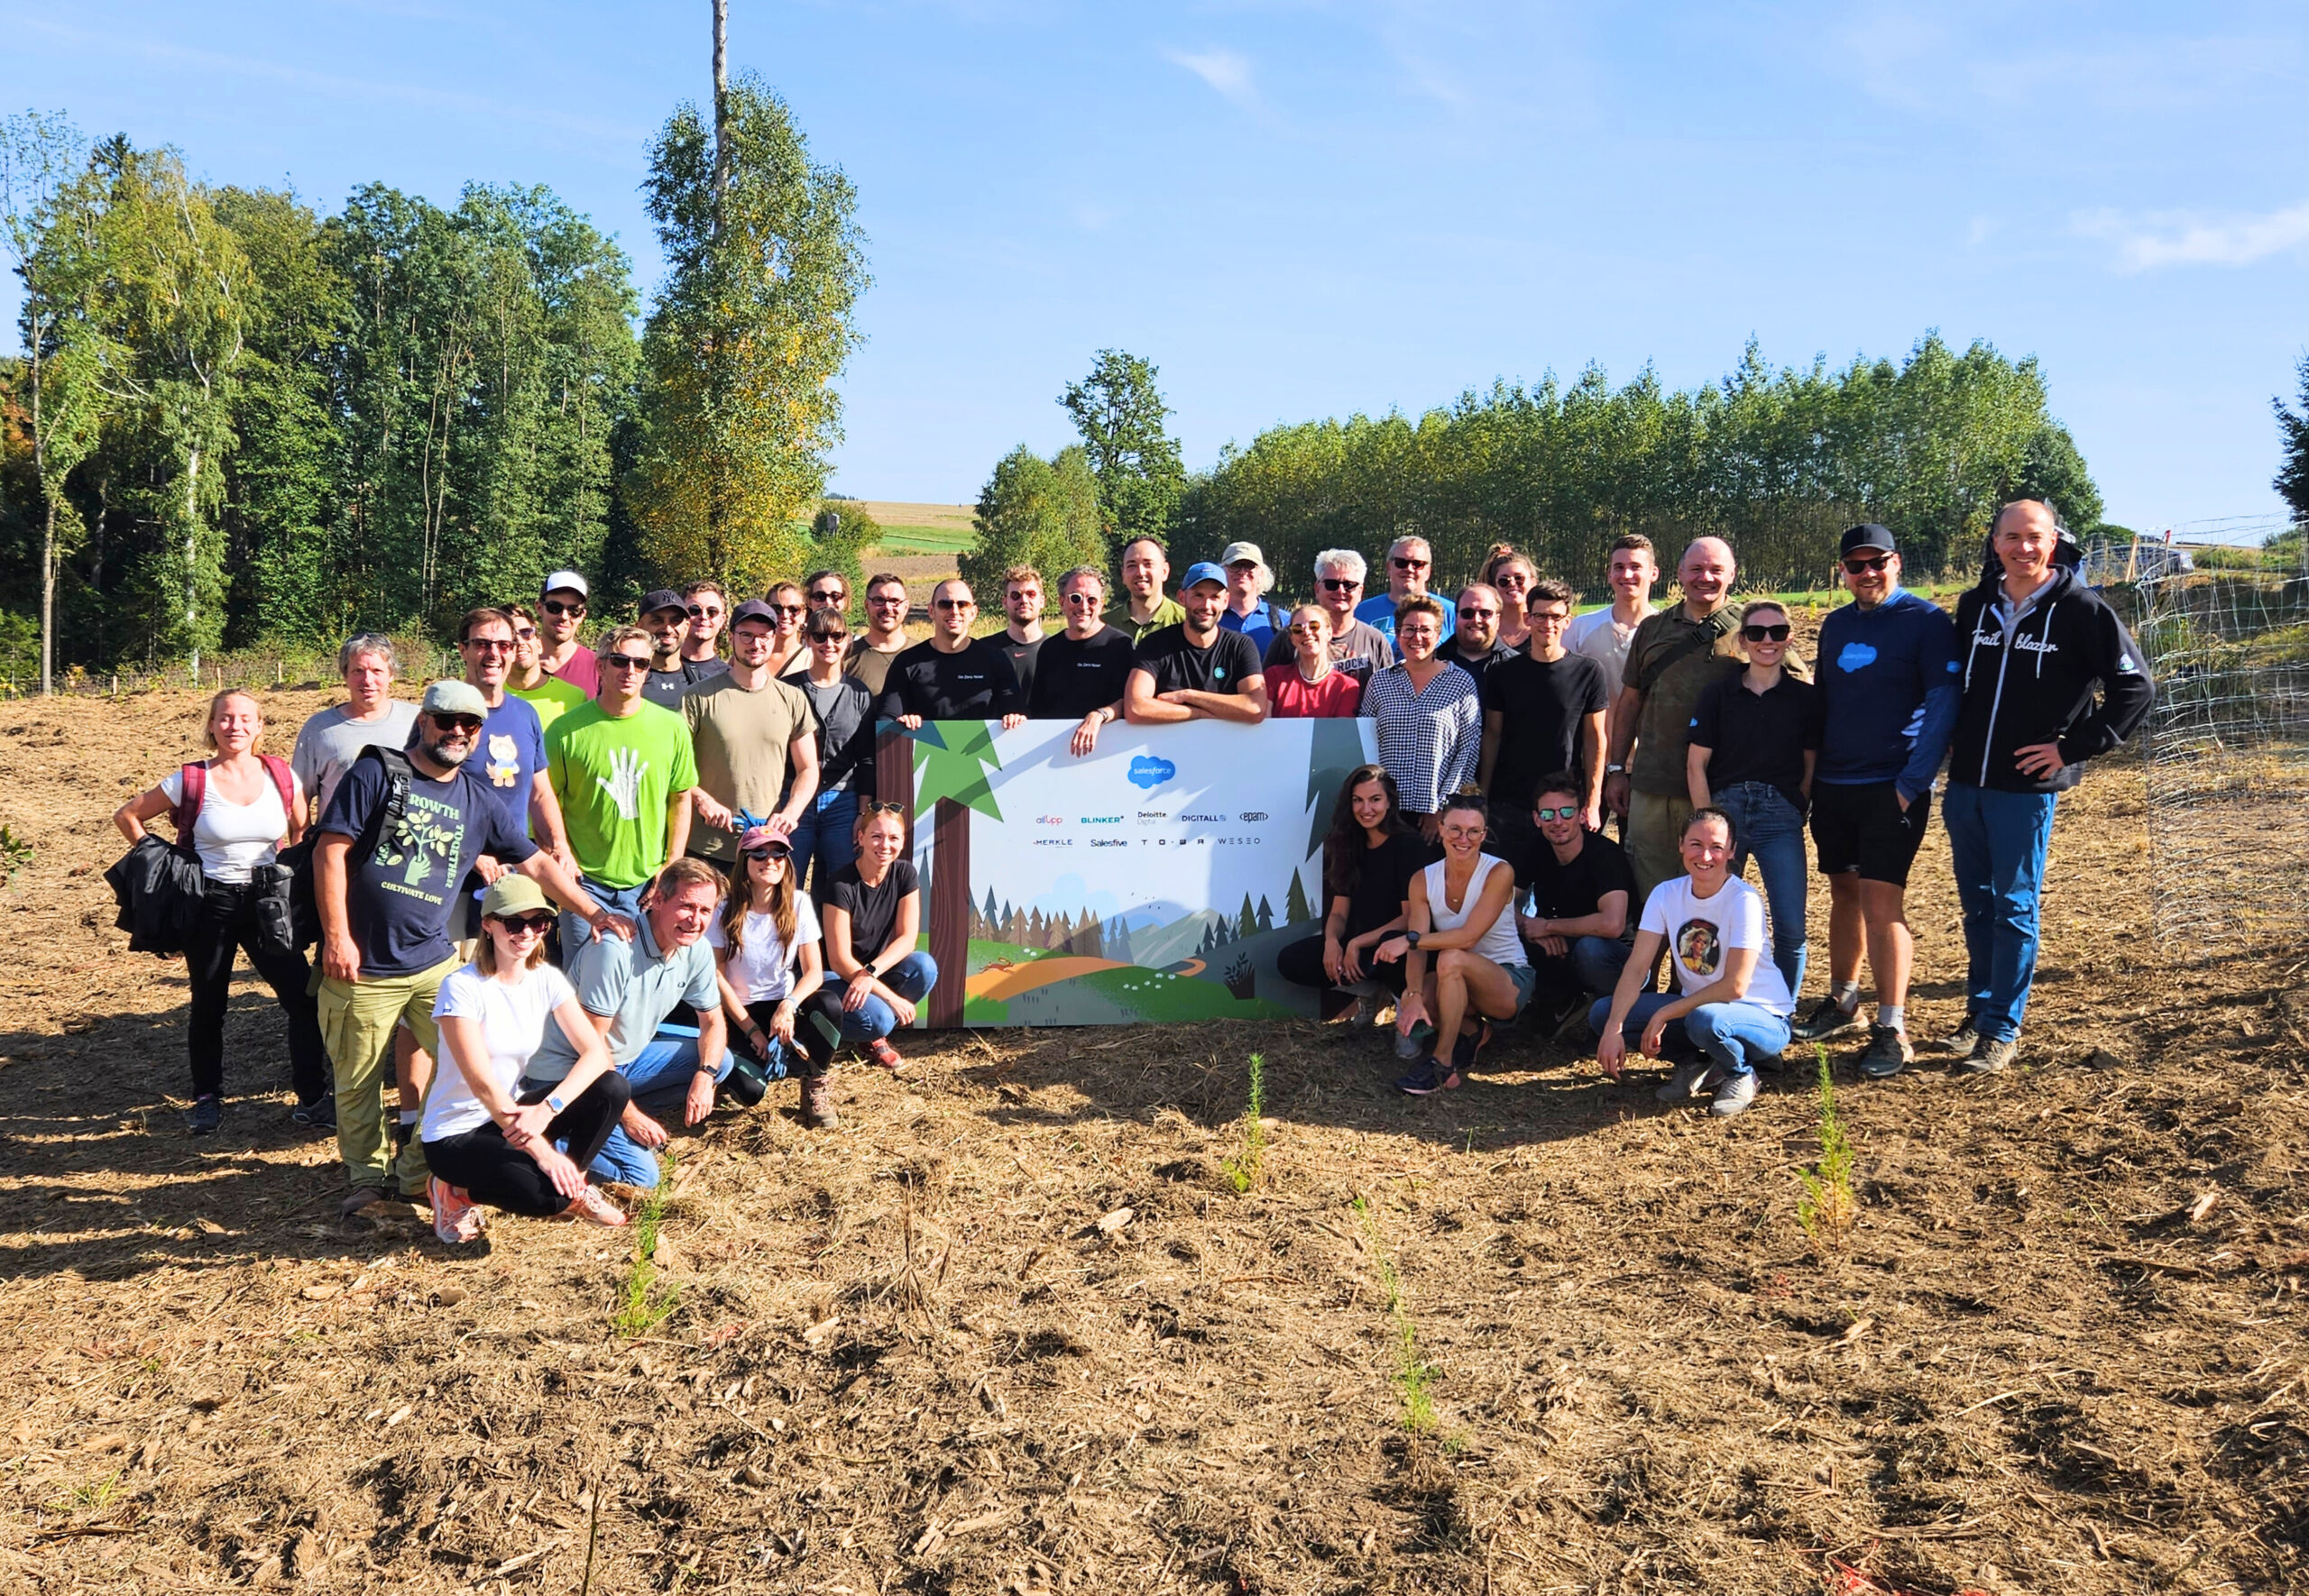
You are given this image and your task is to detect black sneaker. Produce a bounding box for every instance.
[1449,1020,1492,1074]
[187,1096,222,1136]
[1856,1025,1913,1080]
[1394,1057,1461,1096]
[1959,1035,2018,1076]
[1926,1017,1981,1059]
[1789,996,1863,1042]
[290,1096,336,1133]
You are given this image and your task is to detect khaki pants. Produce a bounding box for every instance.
[1626,788,1695,910]
[318,956,457,1195]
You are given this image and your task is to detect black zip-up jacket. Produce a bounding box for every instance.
[105,834,206,957]
[1949,564,2154,793]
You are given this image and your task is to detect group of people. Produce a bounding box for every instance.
[111,496,2150,1251]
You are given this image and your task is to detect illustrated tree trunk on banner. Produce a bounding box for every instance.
[904,720,1006,1028]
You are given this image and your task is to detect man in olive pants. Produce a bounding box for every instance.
[314,681,627,1218]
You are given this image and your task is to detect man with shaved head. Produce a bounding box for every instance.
[875,578,1026,729]
[1603,537,1750,904]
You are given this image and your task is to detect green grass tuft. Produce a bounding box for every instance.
[612,1156,681,1337]
[1354,1195,1442,1434]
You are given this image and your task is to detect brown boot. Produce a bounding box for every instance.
[799,1074,839,1130]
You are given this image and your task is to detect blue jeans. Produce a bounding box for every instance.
[1941,782,2057,1043]
[1529,935,1633,1003]
[835,952,939,1043]
[1714,783,1808,998]
[588,1023,732,1188]
[788,787,860,897]
[1587,991,1792,1078]
[561,876,647,959]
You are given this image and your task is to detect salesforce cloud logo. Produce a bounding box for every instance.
[1127,755,1176,790]
[1838,642,1878,674]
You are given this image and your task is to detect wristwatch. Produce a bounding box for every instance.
[546,1091,567,1114]
[1605,762,1627,775]
[1404,929,1422,949]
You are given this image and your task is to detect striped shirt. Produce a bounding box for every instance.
[1360,661,1482,814]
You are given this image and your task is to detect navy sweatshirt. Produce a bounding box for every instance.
[1950,564,2154,793]
[1814,587,1959,798]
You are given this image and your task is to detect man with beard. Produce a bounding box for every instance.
[316,681,627,1219]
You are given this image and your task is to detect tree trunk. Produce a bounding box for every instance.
[31,349,50,696]
[184,445,202,683]
[929,796,970,1028]
[711,0,731,232]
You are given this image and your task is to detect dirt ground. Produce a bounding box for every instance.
[0,681,2304,1596]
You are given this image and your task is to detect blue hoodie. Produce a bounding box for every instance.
[1814,586,1959,798]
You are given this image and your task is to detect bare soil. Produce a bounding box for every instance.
[0,686,2304,1595]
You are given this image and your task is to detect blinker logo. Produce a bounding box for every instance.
[1127,755,1176,790]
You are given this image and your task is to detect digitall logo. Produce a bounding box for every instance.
[1181,811,1225,822]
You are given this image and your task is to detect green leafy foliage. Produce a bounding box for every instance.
[1061,349,1184,546]
[613,1159,681,1338]
[1220,1052,1266,1194]
[2276,353,2309,524]
[959,444,1106,597]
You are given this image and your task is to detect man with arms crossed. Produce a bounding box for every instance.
[1125,563,1269,725]
[291,633,419,825]
[1354,534,1433,646]
[684,598,820,867]
[1112,537,1186,642]
[845,573,912,699]
[1789,524,1958,1078]
[317,680,626,1217]
[536,570,600,696]
[1263,549,1394,687]
[1028,566,1136,756]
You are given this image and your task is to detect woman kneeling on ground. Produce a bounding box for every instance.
[819,802,939,1069]
[1589,806,1795,1118]
[1277,764,1432,1023]
[115,689,328,1137]
[1374,793,1534,1096]
[422,875,630,1243]
[713,826,843,1128]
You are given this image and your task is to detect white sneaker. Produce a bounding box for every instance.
[1709,1071,1760,1117]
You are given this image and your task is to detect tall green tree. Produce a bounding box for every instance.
[2275,353,2309,525]
[1061,348,1183,546]
[960,443,1106,594]
[625,69,869,595]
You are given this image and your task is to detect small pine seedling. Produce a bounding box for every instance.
[1220,1052,1266,1194]
[1796,1045,1858,1248]
[613,1155,681,1337]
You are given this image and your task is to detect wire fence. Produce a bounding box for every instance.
[2120,518,2309,958]
[0,638,466,702]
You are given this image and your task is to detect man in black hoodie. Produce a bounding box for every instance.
[1938,500,2153,1073]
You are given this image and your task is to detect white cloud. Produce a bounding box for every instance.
[1165,47,1256,107]
[2074,201,2309,271]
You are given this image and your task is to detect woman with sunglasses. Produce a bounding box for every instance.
[819,803,938,1069]
[788,609,875,887]
[1276,765,1434,1021]
[1373,794,1533,1095]
[421,875,630,1243]
[761,581,811,678]
[1267,604,1365,717]
[711,827,844,1126]
[1483,546,1540,653]
[1685,601,1818,998]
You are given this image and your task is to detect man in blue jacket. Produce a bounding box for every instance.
[1939,500,2153,1074]
[1790,524,1958,1079]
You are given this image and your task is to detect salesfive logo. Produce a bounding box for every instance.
[1090,838,1128,848]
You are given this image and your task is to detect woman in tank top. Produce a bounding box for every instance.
[1373,793,1535,1096]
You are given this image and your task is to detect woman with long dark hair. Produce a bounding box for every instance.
[712,826,843,1127]
[1276,765,1438,1025]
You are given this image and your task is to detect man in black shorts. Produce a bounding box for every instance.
[1792,524,1959,1078]
[1124,563,1269,724]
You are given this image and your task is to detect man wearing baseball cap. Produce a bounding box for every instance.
[315,679,630,1218]
[683,598,820,869]
[638,588,708,711]
[536,570,598,696]
[1215,541,1287,656]
[1125,562,1269,724]
[1791,524,1959,1078]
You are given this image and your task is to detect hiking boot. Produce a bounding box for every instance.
[186,1095,223,1137]
[1654,1059,1725,1103]
[1709,1070,1760,1117]
[1926,1017,1982,1059]
[290,1095,336,1133]
[1960,1035,2019,1076]
[866,1038,904,1072]
[799,1074,839,1130]
[1857,1025,1913,1080]
[339,1185,392,1220]
[428,1177,483,1245]
[1393,1057,1461,1096]
[569,1186,630,1227]
[1789,995,1863,1042]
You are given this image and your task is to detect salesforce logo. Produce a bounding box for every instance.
[1127,755,1176,790]
[1238,811,1268,821]
[1837,641,1878,674]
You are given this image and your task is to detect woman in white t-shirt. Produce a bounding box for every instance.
[1374,793,1535,1096]
[1589,806,1794,1118]
[710,826,840,1128]
[422,875,629,1243]
[114,689,327,1138]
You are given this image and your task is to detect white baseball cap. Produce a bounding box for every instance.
[541,569,589,599]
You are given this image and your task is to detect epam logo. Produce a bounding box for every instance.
[1127,755,1176,790]
[1238,811,1268,821]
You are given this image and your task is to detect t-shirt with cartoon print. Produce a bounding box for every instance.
[1636,874,1794,1017]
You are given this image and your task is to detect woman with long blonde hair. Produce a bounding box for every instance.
[711,826,841,1126]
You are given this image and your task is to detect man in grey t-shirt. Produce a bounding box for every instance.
[290,633,420,823]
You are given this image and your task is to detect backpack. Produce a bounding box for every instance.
[277,745,416,949]
[170,755,298,845]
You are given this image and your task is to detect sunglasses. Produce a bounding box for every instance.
[862,800,906,817]
[742,845,792,863]
[933,598,974,610]
[513,626,537,640]
[462,637,514,651]
[771,603,805,616]
[1288,621,1326,634]
[603,654,651,672]
[1458,608,1497,620]
[540,599,586,618]
[493,912,556,936]
[429,712,484,733]
[686,604,723,619]
[1742,624,1791,642]
[1493,572,1530,587]
[810,631,849,646]
[1063,592,1102,606]
[1320,577,1360,592]
[868,592,907,606]
[1842,555,1894,574]
[1391,557,1430,570]
[1532,804,1581,822]
[808,588,846,603]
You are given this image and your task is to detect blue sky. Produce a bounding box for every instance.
[9,1,2305,534]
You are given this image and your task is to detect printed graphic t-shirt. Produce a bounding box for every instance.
[545,699,699,890]
[1636,875,1794,1016]
[476,693,547,838]
[317,755,537,978]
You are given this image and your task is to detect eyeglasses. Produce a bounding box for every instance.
[541,599,586,618]
[686,604,723,619]
[1842,554,1894,574]
[494,913,556,936]
[603,654,651,672]
[462,637,514,652]
[1742,623,1791,643]
[933,598,974,610]
[1392,556,1430,571]
[742,845,792,863]
[868,592,907,607]
[1530,609,1571,627]
[1532,805,1581,822]
[1320,577,1359,592]
[808,588,846,604]
[1458,607,1497,620]
[429,712,484,733]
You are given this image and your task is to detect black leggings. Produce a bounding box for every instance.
[421,1072,632,1217]
[1275,931,1408,1018]
[183,878,327,1104]
[731,994,845,1079]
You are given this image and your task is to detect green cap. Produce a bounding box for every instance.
[480,874,551,920]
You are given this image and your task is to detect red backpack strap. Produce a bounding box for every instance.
[173,761,208,840]
[259,754,298,828]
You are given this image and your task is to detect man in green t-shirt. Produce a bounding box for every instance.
[546,625,698,951]
[1110,537,1187,642]
[505,601,590,733]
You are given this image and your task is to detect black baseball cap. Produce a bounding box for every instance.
[639,588,687,619]
[1840,524,1897,556]
[729,598,778,628]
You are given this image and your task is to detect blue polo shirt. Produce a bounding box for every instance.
[1219,601,1285,656]
[1814,586,1960,799]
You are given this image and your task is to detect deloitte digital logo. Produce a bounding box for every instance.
[1127,755,1176,790]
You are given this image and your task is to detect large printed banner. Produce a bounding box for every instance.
[882,718,1379,1028]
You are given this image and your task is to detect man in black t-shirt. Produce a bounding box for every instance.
[1478,579,1608,861]
[1029,565,1136,756]
[1512,773,1635,1020]
[998,565,1046,705]
[876,579,1027,726]
[1125,563,1268,724]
